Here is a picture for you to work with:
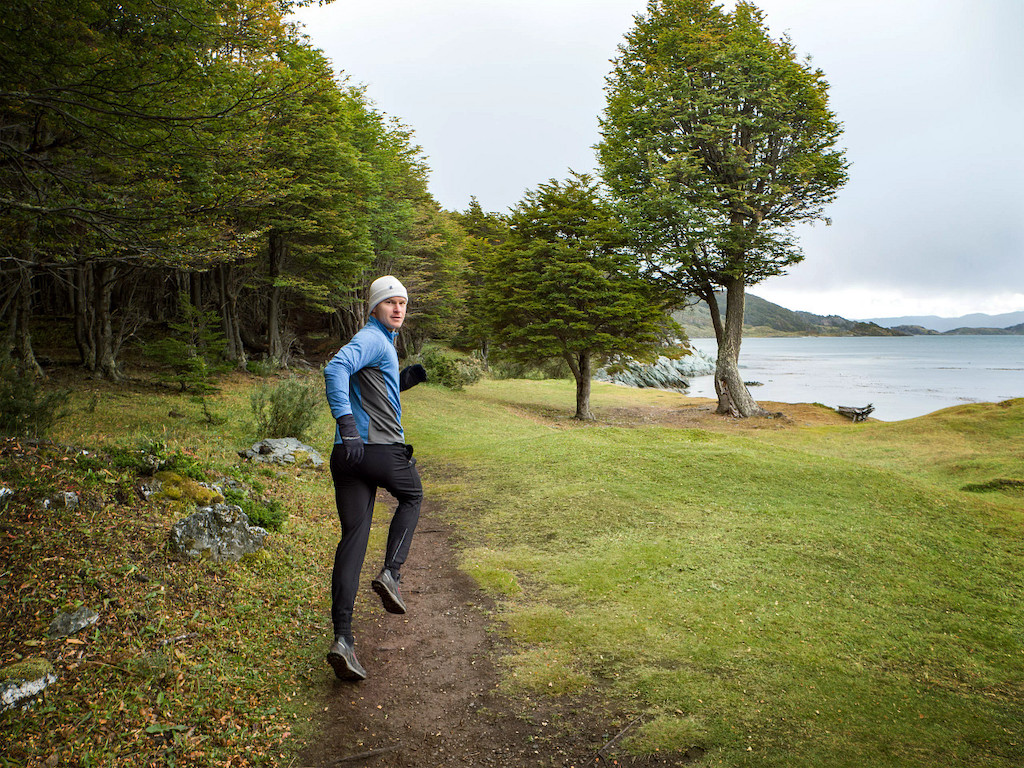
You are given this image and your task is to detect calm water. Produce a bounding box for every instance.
[685,335,1024,421]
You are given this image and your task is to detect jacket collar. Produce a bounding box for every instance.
[368,315,399,343]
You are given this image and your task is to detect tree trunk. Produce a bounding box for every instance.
[92,262,121,380]
[567,351,595,420]
[71,263,96,370]
[336,302,364,344]
[13,263,44,378]
[479,339,489,371]
[704,287,725,346]
[216,264,236,361]
[216,263,247,369]
[713,277,765,417]
[267,232,286,366]
[111,273,140,363]
[411,334,424,355]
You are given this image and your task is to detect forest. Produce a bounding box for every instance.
[1,0,479,380]
[2,0,848,420]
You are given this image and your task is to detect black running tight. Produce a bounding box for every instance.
[329,442,422,639]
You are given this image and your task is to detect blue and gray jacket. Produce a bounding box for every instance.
[324,316,404,445]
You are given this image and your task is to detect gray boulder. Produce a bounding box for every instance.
[42,491,79,511]
[239,437,323,468]
[596,351,716,392]
[168,503,268,562]
[48,606,99,639]
[1,658,57,712]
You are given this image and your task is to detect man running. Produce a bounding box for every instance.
[323,275,427,680]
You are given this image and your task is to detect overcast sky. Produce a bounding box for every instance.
[290,0,1023,320]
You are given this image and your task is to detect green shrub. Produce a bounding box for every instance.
[0,355,71,437]
[419,347,484,391]
[222,488,287,532]
[246,358,278,378]
[488,355,572,380]
[101,438,205,479]
[141,292,229,394]
[249,376,320,440]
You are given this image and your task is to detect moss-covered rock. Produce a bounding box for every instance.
[0,658,54,684]
[1,657,57,712]
[152,471,224,506]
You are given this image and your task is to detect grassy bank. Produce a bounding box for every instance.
[1,375,343,767]
[1,375,1021,767]
[406,381,1023,767]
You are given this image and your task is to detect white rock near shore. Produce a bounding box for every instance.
[596,350,717,392]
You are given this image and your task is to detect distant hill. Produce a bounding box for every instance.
[942,323,1024,336]
[866,310,1024,333]
[674,295,1024,337]
[674,294,905,338]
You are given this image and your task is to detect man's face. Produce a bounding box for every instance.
[372,296,407,330]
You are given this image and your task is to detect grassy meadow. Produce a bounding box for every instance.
[407,381,1023,767]
[1,374,1021,767]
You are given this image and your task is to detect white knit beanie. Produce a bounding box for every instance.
[367,275,408,312]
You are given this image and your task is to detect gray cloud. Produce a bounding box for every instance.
[293,0,1024,317]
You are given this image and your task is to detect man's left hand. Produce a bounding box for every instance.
[399,364,428,392]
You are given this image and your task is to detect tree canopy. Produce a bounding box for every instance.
[1,0,441,379]
[482,173,675,419]
[3,0,850,423]
[598,0,848,416]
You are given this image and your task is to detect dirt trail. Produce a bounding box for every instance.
[296,403,846,767]
[295,497,692,768]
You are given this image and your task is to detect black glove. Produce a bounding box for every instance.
[399,363,428,392]
[336,414,364,465]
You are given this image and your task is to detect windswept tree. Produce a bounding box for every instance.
[598,0,848,416]
[483,173,675,420]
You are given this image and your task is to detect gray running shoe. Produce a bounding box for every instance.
[371,568,407,614]
[327,637,366,681]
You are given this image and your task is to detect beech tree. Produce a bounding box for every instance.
[483,173,674,420]
[0,1,484,379]
[598,0,848,416]
[0,0,311,377]
[339,104,434,342]
[255,46,375,366]
[456,198,509,366]
[398,202,468,354]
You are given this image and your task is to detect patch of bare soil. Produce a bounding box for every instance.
[600,398,858,431]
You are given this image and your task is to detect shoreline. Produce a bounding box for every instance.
[683,336,1024,421]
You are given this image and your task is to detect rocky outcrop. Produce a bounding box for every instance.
[1,658,57,712]
[596,350,717,392]
[239,438,324,468]
[168,503,268,562]
[48,606,99,639]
